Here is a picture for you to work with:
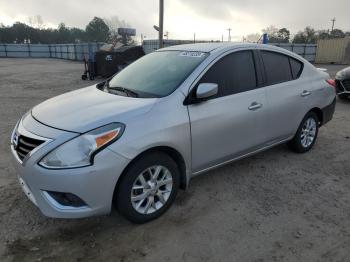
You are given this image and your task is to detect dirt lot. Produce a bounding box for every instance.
[0,58,349,262]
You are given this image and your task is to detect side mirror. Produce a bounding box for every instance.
[196,83,218,100]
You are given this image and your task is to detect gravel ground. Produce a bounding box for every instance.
[0,58,349,262]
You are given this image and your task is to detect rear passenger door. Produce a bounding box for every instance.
[188,50,269,173]
[259,50,305,143]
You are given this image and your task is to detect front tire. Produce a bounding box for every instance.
[288,112,319,153]
[115,152,180,223]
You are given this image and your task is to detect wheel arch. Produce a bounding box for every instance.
[309,107,323,126]
[113,146,188,201]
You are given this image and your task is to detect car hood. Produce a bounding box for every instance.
[31,85,158,133]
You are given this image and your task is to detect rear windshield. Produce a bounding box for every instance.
[108,51,208,98]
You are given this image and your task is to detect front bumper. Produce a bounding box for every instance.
[11,115,130,218]
[335,79,350,95]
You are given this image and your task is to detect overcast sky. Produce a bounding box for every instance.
[0,0,349,41]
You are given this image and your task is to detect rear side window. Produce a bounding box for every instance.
[261,51,292,85]
[289,58,303,79]
[198,50,257,97]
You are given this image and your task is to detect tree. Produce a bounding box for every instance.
[262,25,290,43]
[293,27,317,44]
[57,23,70,43]
[85,17,110,42]
[317,30,330,40]
[104,16,128,38]
[277,28,290,43]
[0,16,134,44]
[69,27,86,43]
[262,25,279,42]
[330,29,345,38]
[293,32,306,43]
[245,33,260,43]
[11,22,31,43]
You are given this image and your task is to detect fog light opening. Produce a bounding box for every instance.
[46,191,87,208]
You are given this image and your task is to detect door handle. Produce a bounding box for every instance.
[248,102,263,111]
[301,90,311,97]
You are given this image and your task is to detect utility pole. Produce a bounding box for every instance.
[331,17,336,34]
[227,28,232,42]
[159,0,164,48]
[193,33,196,43]
[222,34,223,42]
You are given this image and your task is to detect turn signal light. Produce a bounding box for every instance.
[95,130,119,148]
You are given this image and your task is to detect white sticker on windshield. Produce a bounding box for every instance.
[179,51,206,58]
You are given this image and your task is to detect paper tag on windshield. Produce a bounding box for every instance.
[179,51,206,58]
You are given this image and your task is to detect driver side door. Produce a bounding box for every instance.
[187,50,268,173]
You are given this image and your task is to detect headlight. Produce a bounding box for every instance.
[39,123,124,169]
[336,70,345,79]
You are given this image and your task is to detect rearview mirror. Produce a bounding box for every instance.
[196,83,218,100]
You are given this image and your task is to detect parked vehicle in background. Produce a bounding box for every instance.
[10,43,336,223]
[81,45,145,80]
[335,66,350,100]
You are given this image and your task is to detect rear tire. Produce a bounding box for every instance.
[288,112,319,153]
[115,152,180,224]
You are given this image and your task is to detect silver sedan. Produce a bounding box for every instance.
[10,43,336,223]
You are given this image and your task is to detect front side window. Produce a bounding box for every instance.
[198,50,257,98]
[261,51,293,85]
[108,51,208,98]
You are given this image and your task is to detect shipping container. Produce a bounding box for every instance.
[315,38,350,64]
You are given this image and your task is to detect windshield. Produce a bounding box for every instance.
[108,51,208,98]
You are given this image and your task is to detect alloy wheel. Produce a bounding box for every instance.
[300,117,317,148]
[131,165,173,214]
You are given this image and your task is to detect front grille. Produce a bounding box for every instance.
[342,80,350,91]
[336,80,343,93]
[15,135,45,161]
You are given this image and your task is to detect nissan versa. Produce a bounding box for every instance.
[10,43,336,223]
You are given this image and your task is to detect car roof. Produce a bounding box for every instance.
[160,42,259,53]
[159,42,308,63]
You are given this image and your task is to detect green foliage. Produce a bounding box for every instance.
[330,29,345,38]
[293,26,317,44]
[0,17,117,44]
[85,17,110,42]
[262,26,290,43]
[292,27,347,44]
[277,28,290,43]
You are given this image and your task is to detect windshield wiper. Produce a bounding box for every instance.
[104,81,139,97]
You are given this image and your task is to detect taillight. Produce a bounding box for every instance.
[326,79,336,88]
